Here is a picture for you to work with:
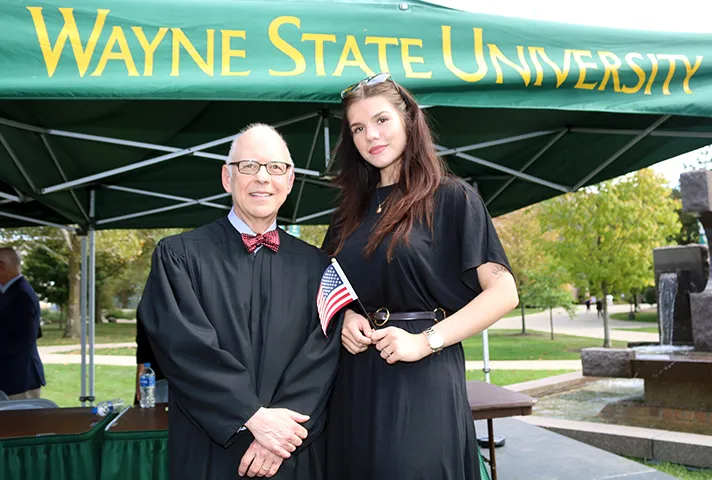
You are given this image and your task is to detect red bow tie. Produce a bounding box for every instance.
[241,230,280,253]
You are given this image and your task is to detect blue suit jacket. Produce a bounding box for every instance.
[0,276,46,396]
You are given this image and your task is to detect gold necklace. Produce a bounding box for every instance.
[375,188,384,214]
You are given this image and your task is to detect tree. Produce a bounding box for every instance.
[541,169,680,347]
[520,266,576,340]
[494,205,550,334]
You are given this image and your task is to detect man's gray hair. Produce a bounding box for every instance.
[0,247,21,266]
[226,123,293,165]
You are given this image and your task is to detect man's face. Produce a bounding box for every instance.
[221,128,294,231]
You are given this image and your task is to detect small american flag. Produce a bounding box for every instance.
[317,259,358,335]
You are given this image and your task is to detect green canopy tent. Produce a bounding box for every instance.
[1,0,712,403]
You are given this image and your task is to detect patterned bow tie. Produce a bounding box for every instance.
[241,230,280,253]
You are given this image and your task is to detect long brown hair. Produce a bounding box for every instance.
[327,79,446,260]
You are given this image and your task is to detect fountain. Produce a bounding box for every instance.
[580,169,712,433]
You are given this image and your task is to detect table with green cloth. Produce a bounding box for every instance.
[99,403,169,480]
[0,407,112,480]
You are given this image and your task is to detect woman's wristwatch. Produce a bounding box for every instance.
[423,327,444,354]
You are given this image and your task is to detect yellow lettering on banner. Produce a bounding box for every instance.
[221,30,250,76]
[268,16,306,76]
[644,53,659,95]
[333,35,375,77]
[487,44,530,85]
[27,7,108,78]
[441,26,487,82]
[365,36,398,73]
[171,28,214,76]
[91,26,138,76]
[528,46,545,86]
[597,51,622,92]
[400,38,431,79]
[656,54,686,95]
[302,33,336,76]
[681,55,703,94]
[530,48,572,87]
[132,27,168,77]
[622,53,646,94]
[570,50,598,90]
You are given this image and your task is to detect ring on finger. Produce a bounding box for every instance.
[262,466,270,471]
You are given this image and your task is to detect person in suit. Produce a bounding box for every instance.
[0,247,46,399]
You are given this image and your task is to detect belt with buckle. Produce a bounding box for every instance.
[368,307,447,327]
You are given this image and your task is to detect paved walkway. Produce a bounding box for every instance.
[38,305,659,371]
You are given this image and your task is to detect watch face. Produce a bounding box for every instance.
[429,332,444,350]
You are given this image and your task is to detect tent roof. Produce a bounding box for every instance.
[1,1,711,229]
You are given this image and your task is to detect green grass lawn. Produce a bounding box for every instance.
[610,311,658,323]
[614,327,659,334]
[39,321,136,346]
[462,330,627,361]
[502,308,544,318]
[64,347,137,356]
[41,364,136,407]
[466,369,575,385]
[630,459,712,480]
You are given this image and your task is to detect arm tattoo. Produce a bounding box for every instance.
[490,264,507,279]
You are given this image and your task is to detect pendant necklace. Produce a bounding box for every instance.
[375,187,384,214]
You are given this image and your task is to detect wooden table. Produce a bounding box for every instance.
[105,403,168,432]
[467,381,536,480]
[0,407,103,439]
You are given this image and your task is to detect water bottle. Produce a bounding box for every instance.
[92,398,124,416]
[139,362,156,408]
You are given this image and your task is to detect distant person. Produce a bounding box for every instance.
[596,299,603,319]
[584,296,591,312]
[0,247,46,399]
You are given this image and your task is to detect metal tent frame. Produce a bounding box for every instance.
[1,106,710,403]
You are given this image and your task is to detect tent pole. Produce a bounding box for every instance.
[103,185,231,210]
[79,235,88,406]
[486,129,569,206]
[294,208,336,223]
[40,134,89,222]
[0,131,38,193]
[0,191,21,202]
[88,190,96,406]
[573,115,671,190]
[40,112,321,195]
[0,210,76,231]
[292,117,323,223]
[436,130,559,157]
[436,144,570,192]
[96,192,231,226]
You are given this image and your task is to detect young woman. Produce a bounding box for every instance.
[323,73,519,480]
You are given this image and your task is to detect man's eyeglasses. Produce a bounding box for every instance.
[340,72,402,100]
[228,160,292,176]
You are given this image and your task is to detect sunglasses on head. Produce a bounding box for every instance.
[340,73,409,105]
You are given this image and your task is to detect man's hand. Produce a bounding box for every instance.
[341,309,372,355]
[244,407,309,459]
[238,440,283,478]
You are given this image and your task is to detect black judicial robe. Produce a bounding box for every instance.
[138,218,341,480]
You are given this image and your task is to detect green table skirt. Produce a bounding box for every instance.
[99,430,168,480]
[0,415,111,480]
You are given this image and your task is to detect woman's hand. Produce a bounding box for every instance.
[341,309,373,355]
[370,327,431,364]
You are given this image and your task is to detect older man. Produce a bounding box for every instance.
[138,124,341,480]
[0,247,46,399]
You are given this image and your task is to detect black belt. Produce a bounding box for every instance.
[368,308,447,327]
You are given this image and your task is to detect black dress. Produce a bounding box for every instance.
[325,178,511,480]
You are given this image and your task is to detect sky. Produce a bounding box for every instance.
[422,0,712,187]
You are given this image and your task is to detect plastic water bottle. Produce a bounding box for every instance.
[139,362,156,408]
[92,398,124,416]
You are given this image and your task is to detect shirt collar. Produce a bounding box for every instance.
[227,208,277,236]
[0,274,23,294]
